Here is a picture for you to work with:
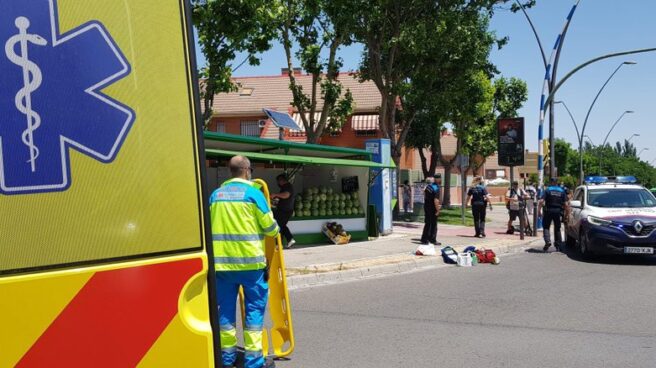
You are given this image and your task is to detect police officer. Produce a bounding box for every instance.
[467,176,491,238]
[420,174,441,246]
[540,177,567,252]
[210,156,279,368]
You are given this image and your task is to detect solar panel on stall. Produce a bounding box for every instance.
[263,109,302,130]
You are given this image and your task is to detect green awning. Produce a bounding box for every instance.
[206,149,395,169]
[204,132,372,160]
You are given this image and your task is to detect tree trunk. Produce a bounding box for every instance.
[442,164,452,208]
[419,148,429,178]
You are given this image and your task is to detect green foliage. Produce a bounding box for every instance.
[556,139,656,187]
[351,0,505,164]
[277,0,356,143]
[192,0,278,124]
[559,175,578,191]
[528,173,539,185]
[493,77,528,118]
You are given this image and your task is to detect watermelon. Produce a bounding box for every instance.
[311,209,319,217]
[319,209,326,216]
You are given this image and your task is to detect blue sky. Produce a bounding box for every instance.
[194,0,656,164]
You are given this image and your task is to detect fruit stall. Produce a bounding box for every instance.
[203,132,394,245]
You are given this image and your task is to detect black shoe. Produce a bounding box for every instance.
[555,243,562,251]
[475,233,481,238]
[433,241,442,246]
[506,229,514,235]
[543,243,551,252]
[481,233,486,238]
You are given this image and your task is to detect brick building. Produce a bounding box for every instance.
[208,69,528,200]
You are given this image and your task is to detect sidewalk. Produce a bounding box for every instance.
[283,220,544,289]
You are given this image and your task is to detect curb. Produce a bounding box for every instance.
[286,238,543,290]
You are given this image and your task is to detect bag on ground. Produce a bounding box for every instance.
[415,244,436,256]
[457,252,473,267]
[441,246,458,264]
[475,249,500,264]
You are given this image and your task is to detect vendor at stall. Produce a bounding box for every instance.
[271,174,296,248]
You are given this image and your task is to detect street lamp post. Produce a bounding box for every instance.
[627,134,640,143]
[598,110,635,174]
[638,148,649,157]
[574,61,636,183]
[514,0,580,179]
[553,61,636,184]
[555,101,580,142]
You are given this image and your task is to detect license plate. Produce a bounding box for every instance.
[624,247,654,254]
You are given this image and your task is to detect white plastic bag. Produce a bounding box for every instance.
[457,252,473,267]
[415,244,437,256]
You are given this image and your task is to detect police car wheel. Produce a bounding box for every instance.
[579,233,593,259]
[566,233,576,249]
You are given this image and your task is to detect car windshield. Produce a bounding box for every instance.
[587,188,656,208]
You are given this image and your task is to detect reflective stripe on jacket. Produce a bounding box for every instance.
[210,178,280,271]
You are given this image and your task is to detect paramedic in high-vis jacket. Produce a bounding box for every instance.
[210,155,279,368]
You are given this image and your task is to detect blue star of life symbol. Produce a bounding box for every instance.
[0,0,134,195]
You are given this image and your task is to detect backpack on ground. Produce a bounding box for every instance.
[475,248,500,264]
[441,246,458,264]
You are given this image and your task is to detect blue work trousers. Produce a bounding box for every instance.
[216,269,269,368]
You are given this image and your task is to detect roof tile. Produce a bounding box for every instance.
[211,73,381,117]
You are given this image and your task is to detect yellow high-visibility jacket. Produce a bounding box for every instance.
[210,178,280,271]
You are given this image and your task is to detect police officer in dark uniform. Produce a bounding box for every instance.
[421,175,441,245]
[540,177,568,252]
[467,176,491,238]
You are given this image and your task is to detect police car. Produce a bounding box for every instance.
[565,176,656,258]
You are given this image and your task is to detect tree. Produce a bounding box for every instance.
[192,0,278,124]
[277,0,356,143]
[351,0,525,168]
[493,77,528,119]
[438,71,495,206]
[554,138,579,177]
[401,3,500,172]
[463,76,528,175]
[614,139,637,158]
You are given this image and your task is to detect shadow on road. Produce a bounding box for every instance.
[524,245,656,266]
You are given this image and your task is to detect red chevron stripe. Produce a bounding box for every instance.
[17,258,202,368]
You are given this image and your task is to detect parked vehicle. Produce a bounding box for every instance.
[566,176,656,258]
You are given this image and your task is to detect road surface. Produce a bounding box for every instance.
[277,248,656,368]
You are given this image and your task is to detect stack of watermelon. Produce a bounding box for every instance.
[292,186,365,218]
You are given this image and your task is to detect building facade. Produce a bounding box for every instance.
[209,69,532,196]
